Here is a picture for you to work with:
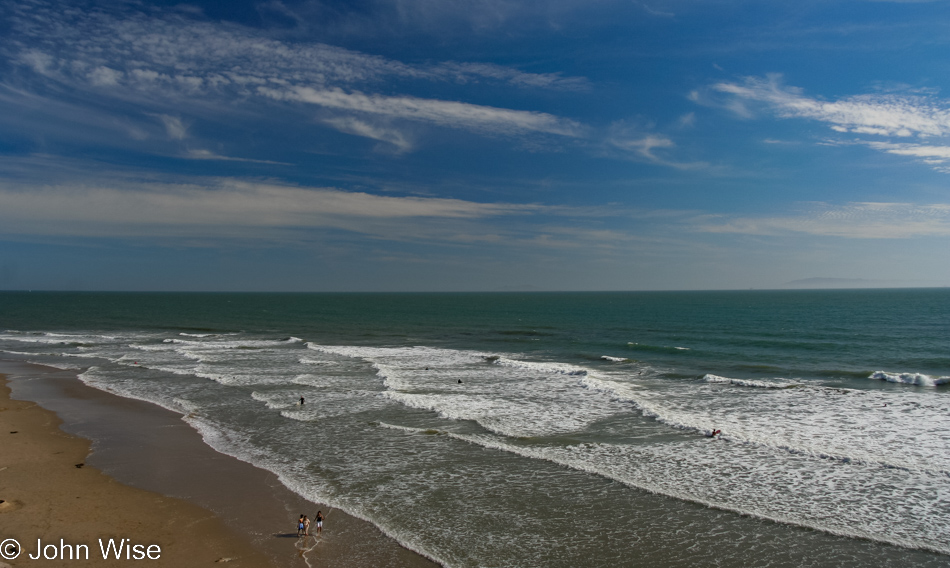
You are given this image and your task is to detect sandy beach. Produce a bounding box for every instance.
[0,360,438,568]
[0,370,274,567]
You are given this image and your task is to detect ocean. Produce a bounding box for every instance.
[1,289,948,567]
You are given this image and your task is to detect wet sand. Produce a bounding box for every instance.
[0,360,439,568]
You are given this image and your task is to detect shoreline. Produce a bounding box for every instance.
[0,368,274,567]
[0,359,438,568]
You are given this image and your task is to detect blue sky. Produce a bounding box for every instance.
[1,0,949,291]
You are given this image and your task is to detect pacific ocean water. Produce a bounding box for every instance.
[1,290,948,567]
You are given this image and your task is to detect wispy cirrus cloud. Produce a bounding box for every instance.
[707,74,950,171]
[431,61,588,91]
[697,202,950,239]
[607,121,707,169]
[184,149,293,165]
[257,0,626,41]
[609,135,707,169]
[0,1,715,167]
[712,74,950,137]
[0,177,542,241]
[3,0,587,147]
[323,116,415,153]
[861,141,950,172]
[263,86,584,137]
[157,115,188,141]
[8,1,572,90]
[0,168,688,250]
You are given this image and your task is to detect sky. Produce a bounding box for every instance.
[1,0,950,291]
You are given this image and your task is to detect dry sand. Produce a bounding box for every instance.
[0,373,275,567]
[0,362,439,568]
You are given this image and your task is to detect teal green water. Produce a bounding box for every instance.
[3,289,949,379]
[1,289,949,566]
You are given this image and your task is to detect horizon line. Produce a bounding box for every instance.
[1,286,948,294]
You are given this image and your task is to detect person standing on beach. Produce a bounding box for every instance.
[304,515,311,536]
[297,514,306,537]
[315,511,324,534]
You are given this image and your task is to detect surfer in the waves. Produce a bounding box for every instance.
[707,428,721,438]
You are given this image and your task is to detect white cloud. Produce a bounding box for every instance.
[609,133,707,169]
[4,1,590,150]
[16,50,55,76]
[7,1,585,94]
[184,149,292,165]
[88,66,123,87]
[159,115,188,140]
[864,141,950,159]
[676,112,696,128]
[263,86,583,137]
[714,75,950,138]
[0,171,679,251]
[0,178,541,240]
[432,62,588,91]
[711,74,950,171]
[823,140,950,172]
[612,134,672,158]
[323,117,414,152]
[697,202,950,239]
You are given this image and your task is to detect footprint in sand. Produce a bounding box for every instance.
[0,499,23,512]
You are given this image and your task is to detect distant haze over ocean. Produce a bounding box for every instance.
[781,278,944,289]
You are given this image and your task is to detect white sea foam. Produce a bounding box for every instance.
[76,366,188,414]
[626,342,690,352]
[493,356,589,376]
[600,355,628,362]
[0,349,58,357]
[298,357,344,367]
[164,337,294,349]
[375,420,950,555]
[179,415,449,567]
[251,390,297,409]
[703,374,802,389]
[647,378,950,476]
[7,329,950,562]
[307,344,624,437]
[28,359,83,370]
[578,374,641,401]
[0,333,89,345]
[868,371,950,386]
[129,343,174,352]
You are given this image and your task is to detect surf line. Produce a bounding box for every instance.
[298,508,333,568]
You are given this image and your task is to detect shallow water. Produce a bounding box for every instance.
[1,290,948,566]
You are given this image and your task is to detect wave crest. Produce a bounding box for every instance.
[868,371,950,386]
